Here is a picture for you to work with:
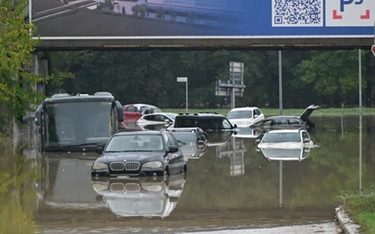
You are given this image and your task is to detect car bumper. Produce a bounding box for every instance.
[91,168,164,178]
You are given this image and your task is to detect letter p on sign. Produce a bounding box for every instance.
[372,44,375,57]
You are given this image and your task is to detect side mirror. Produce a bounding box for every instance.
[255,139,261,144]
[303,138,310,143]
[95,146,104,154]
[168,145,179,153]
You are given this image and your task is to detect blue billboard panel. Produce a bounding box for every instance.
[32,0,375,38]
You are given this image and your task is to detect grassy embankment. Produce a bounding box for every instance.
[164,106,375,233]
[342,187,375,233]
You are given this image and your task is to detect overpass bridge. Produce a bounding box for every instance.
[32,0,375,51]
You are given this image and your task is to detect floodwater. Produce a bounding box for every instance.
[1,115,374,234]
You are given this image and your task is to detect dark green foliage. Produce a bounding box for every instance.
[47,50,375,109]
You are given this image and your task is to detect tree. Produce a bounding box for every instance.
[0,0,44,125]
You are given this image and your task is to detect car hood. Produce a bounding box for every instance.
[257,140,315,149]
[98,152,163,162]
[229,119,255,127]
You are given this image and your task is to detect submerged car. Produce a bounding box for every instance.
[250,105,319,133]
[171,112,237,132]
[122,103,161,122]
[91,130,186,179]
[136,112,177,128]
[255,129,316,161]
[227,106,264,127]
[168,127,208,160]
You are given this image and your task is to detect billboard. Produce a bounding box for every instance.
[32,0,375,49]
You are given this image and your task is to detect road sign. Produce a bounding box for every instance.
[372,44,375,57]
[177,77,187,82]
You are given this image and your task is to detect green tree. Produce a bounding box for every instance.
[132,4,140,16]
[294,50,363,107]
[0,0,44,125]
[155,7,165,19]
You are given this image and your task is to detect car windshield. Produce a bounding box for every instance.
[227,110,253,119]
[175,117,233,130]
[262,132,301,143]
[106,135,164,151]
[45,101,113,147]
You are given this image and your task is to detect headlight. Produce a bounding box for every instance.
[92,162,108,170]
[142,161,163,169]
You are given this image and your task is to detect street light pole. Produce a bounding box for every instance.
[177,77,188,113]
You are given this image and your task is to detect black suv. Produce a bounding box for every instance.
[172,112,237,132]
[91,129,186,180]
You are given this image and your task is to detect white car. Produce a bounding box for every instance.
[227,107,264,127]
[136,112,177,128]
[255,129,317,161]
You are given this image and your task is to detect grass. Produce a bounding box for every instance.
[163,107,375,116]
[342,187,375,234]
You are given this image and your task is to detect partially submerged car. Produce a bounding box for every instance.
[255,129,317,161]
[136,112,177,128]
[171,112,237,132]
[226,106,264,127]
[168,127,208,160]
[91,130,186,180]
[250,105,319,133]
[122,103,161,122]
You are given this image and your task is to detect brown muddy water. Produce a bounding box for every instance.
[1,115,374,234]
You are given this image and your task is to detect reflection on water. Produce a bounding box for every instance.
[92,174,186,218]
[3,115,375,233]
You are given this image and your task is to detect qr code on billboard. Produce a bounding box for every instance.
[272,0,323,27]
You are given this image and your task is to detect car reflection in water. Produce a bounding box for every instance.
[232,127,261,139]
[206,131,234,147]
[92,174,186,218]
[37,152,106,210]
[255,129,318,161]
[168,127,208,161]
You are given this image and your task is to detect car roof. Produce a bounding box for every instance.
[228,107,260,111]
[114,130,164,136]
[168,127,204,132]
[265,115,300,119]
[176,112,225,117]
[265,129,304,134]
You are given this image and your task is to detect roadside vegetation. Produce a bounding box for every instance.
[341,187,375,234]
[0,0,44,126]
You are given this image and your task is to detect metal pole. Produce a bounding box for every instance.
[358,49,362,192]
[186,79,188,113]
[279,161,282,207]
[278,51,283,115]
